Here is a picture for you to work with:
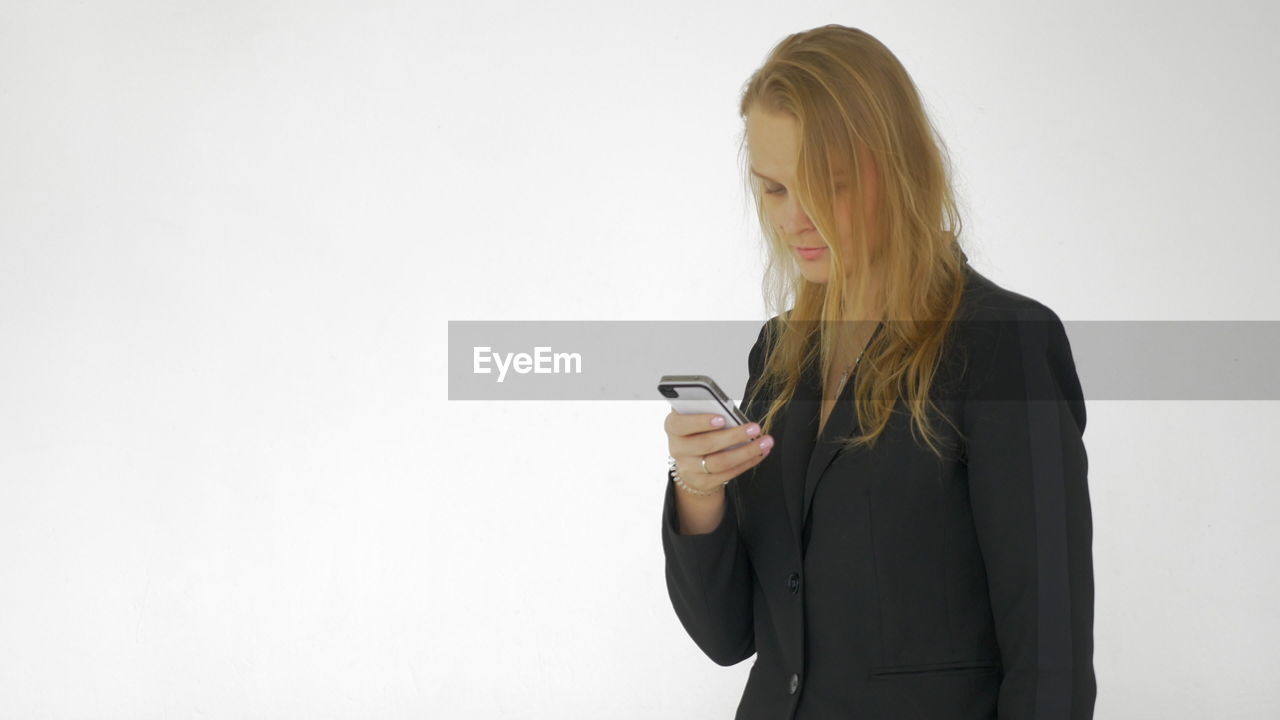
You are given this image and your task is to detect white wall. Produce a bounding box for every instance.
[2,1,1278,717]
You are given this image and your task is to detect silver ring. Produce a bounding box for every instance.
[701,455,711,474]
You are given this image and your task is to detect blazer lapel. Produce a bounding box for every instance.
[805,378,856,527]
[777,374,816,555]
[777,337,861,553]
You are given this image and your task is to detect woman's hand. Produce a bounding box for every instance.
[664,411,775,493]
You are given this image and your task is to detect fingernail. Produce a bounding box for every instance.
[745,424,760,437]
[759,436,774,452]
[711,416,725,427]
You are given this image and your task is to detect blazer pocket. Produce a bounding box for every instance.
[868,659,1001,680]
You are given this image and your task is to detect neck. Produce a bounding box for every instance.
[837,268,885,323]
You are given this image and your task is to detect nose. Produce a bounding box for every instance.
[777,194,815,236]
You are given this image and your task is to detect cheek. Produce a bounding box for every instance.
[834,199,855,231]
[861,182,878,217]
[763,209,779,233]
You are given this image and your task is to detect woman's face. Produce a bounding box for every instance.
[745,105,879,285]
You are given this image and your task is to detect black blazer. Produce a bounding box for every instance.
[661,265,1095,719]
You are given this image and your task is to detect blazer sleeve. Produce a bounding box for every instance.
[659,320,771,667]
[962,303,1096,720]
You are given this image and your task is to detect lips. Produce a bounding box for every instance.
[793,245,828,261]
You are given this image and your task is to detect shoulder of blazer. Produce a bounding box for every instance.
[953,265,1084,429]
[947,265,1077,409]
[958,264,1058,322]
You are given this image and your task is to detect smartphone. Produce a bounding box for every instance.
[658,374,753,451]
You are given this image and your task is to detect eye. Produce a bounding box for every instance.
[764,185,785,196]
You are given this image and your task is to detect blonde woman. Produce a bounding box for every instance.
[661,25,1095,719]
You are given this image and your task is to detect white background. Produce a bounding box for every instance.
[2,1,1278,718]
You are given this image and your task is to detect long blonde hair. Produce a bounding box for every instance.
[738,25,969,458]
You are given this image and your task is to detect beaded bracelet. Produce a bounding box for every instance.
[668,455,727,496]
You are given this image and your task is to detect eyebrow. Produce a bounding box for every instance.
[749,167,780,183]
[750,167,849,184]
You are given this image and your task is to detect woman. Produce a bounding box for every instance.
[661,25,1095,720]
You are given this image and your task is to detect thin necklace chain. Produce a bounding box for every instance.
[836,321,884,389]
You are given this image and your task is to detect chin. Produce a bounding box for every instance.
[800,269,830,284]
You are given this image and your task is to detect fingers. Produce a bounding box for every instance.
[664,410,732,438]
[667,414,765,458]
[671,434,774,489]
[693,434,775,474]
[664,410,775,489]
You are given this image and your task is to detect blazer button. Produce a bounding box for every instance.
[788,673,800,694]
[786,572,800,594]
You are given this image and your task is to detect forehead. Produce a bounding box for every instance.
[745,108,799,176]
[746,109,851,181]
